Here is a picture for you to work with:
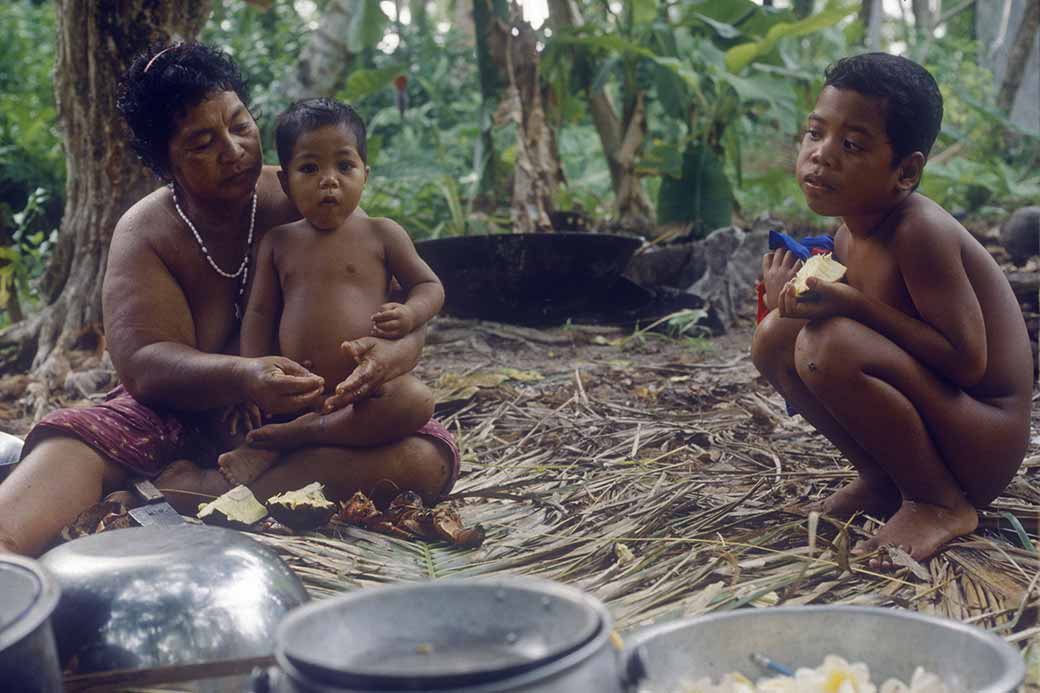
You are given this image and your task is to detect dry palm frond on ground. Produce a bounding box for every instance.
[6,316,1040,684]
[242,318,1040,661]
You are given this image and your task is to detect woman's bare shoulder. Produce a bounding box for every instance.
[255,165,300,229]
[112,185,177,250]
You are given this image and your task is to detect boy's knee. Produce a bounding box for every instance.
[751,311,787,375]
[794,317,859,378]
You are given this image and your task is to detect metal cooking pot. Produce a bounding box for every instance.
[40,523,309,691]
[258,576,628,692]
[0,554,63,692]
[0,430,23,481]
[624,605,1025,692]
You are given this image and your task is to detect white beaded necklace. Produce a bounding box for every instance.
[169,182,257,319]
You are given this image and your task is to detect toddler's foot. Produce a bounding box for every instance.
[247,411,326,449]
[154,459,231,500]
[855,499,978,568]
[218,446,279,486]
[814,476,900,518]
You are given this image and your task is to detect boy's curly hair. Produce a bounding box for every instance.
[824,52,943,164]
[275,97,368,169]
[117,43,251,177]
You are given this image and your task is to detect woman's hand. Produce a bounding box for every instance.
[762,249,802,312]
[777,276,858,322]
[239,356,324,417]
[323,335,420,412]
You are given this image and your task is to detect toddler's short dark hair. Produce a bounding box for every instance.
[824,52,943,163]
[275,98,368,169]
[117,43,250,177]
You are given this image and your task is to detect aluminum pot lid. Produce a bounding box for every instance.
[277,577,606,689]
[0,555,60,651]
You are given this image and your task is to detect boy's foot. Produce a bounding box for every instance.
[814,477,901,518]
[855,499,978,568]
[218,446,279,487]
[154,459,231,499]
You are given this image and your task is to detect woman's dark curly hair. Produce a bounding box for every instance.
[117,43,251,177]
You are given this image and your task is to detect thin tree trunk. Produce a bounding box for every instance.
[912,0,936,38]
[454,0,476,45]
[997,0,1040,113]
[546,0,654,231]
[0,1,211,375]
[409,0,429,38]
[493,5,563,233]
[859,0,883,49]
[275,0,358,101]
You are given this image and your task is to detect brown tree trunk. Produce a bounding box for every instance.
[275,0,358,101]
[998,0,1040,113]
[546,0,654,232]
[472,0,509,211]
[0,1,211,374]
[489,5,563,233]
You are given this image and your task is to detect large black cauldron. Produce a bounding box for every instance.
[415,233,643,325]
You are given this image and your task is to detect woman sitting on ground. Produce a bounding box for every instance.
[0,42,458,557]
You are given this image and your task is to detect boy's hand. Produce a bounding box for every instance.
[371,302,416,339]
[762,249,802,312]
[778,276,857,321]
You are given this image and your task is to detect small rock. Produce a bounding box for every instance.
[1001,206,1039,266]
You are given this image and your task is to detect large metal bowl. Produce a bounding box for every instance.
[40,524,308,689]
[415,233,644,324]
[625,605,1024,692]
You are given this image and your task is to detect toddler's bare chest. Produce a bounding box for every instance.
[279,243,388,294]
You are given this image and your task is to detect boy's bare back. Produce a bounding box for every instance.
[836,193,1032,403]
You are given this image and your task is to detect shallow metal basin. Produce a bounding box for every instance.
[40,524,308,687]
[625,605,1024,692]
[415,232,643,324]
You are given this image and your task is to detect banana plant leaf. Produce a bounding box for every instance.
[657,143,733,238]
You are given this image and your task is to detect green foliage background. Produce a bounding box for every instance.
[1,0,1037,326]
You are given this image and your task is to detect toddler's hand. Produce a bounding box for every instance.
[371,302,416,339]
[762,248,802,312]
[219,401,262,445]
